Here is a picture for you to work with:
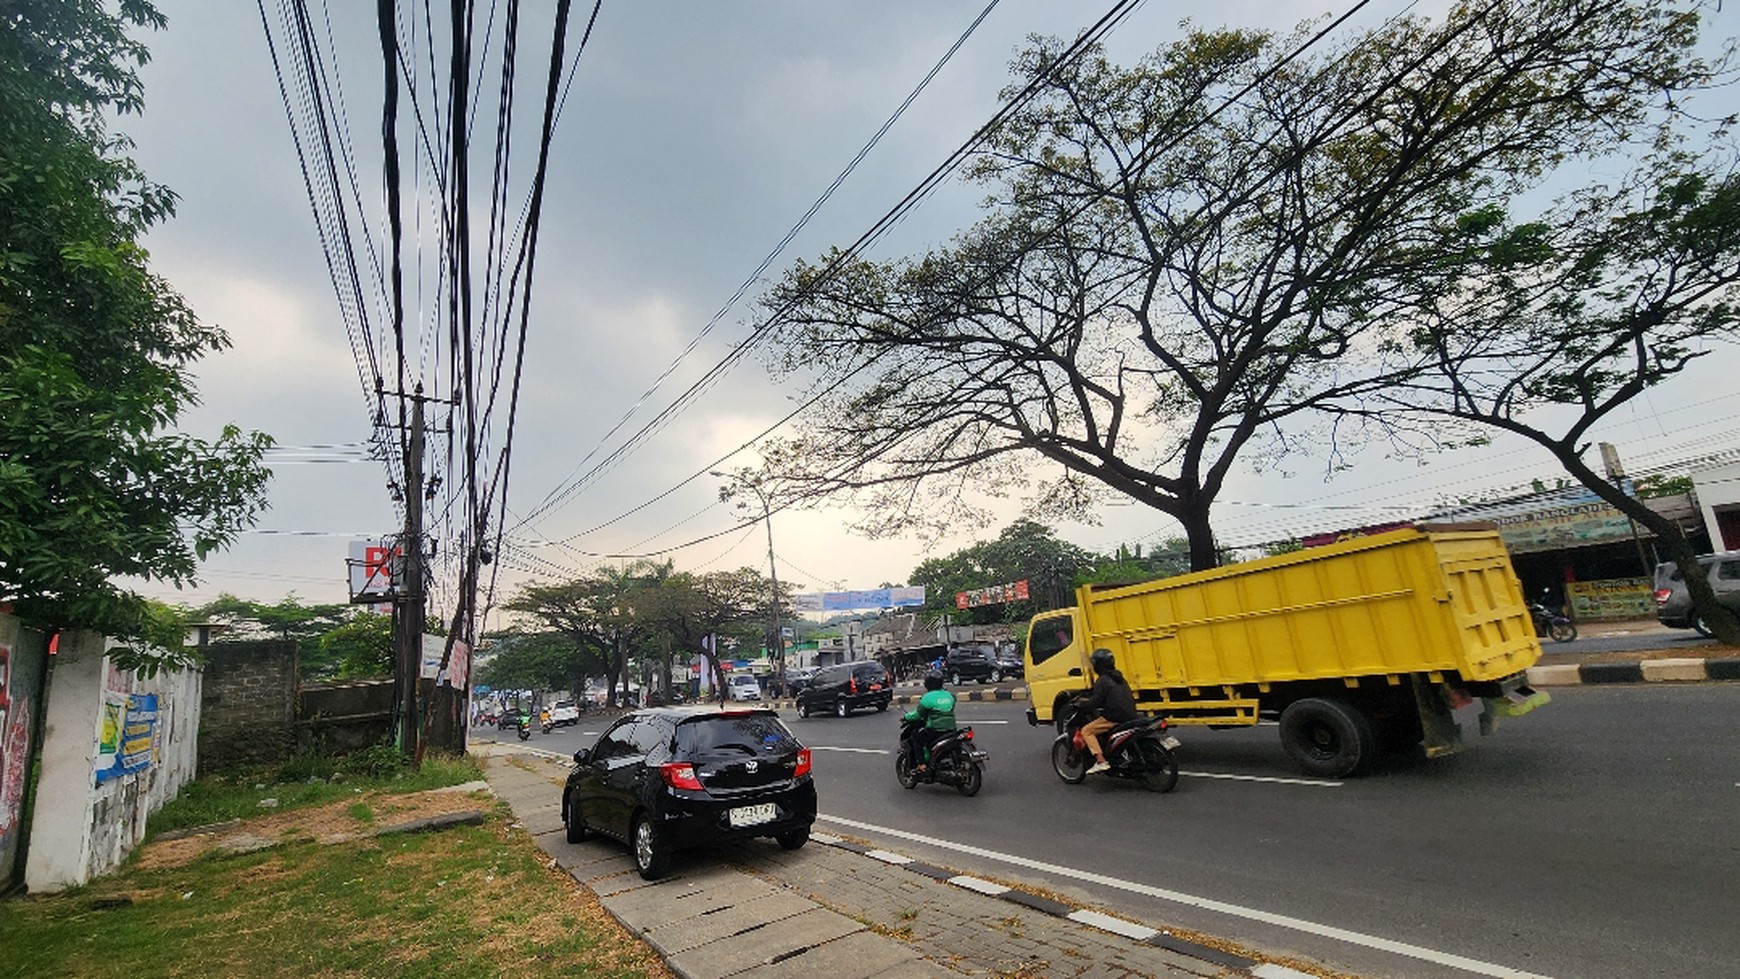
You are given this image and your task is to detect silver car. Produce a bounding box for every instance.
[1653,551,1740,636]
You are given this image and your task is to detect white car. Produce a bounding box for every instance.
[726,673,762,702]
[548,700,581,726]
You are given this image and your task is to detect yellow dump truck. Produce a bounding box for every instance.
[1023,526,1550,777]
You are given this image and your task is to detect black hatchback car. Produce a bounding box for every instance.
[562,706,816,880]
[796,661,892,718]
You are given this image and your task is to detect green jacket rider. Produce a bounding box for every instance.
[902,673,956,769]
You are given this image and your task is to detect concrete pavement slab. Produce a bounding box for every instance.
[601,871,780,930]
[734,930,939,979]
[663,905,865,979]
[642,891,818,955]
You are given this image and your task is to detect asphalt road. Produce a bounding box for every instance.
[477,682,1740,979]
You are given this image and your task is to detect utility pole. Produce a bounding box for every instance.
[1600,442,1655,577]
[712,471,785,696]
[394,392,427,757]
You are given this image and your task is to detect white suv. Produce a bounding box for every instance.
[726,673,762,702]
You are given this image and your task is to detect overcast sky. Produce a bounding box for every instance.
[122,1,1740,621]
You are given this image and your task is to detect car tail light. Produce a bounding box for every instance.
[793,748,812,778]
[1654,588,1672,606]
[849,676,858,694]
[660,762,705,791]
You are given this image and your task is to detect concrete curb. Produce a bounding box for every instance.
[815,833,1261,974]
[1527,656,1740,686]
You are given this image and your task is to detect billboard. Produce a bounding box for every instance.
[1439,484,1641,554]
[790,586,926,611]
[956,580,1030,609]
[348,539,399,603]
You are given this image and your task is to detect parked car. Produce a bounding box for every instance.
[796,662,891,718]
[1654,551,1740,636]
[992,651,1024,680]
[726,673,762,702]
[548,700,582,726]
[562,706,815,880]
[943,645,1000,684]
[784,667,818,696]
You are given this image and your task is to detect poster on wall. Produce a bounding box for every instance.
[0,636,51,889]
[95,694,158,784]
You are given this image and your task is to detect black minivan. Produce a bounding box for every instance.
[562,706,816,880]
[796,661,891,718]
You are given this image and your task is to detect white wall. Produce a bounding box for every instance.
[1693,461,1740,551]
[25,632,201,892]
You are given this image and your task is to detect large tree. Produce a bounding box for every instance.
[1349,161,1740,643]
[757,1,1711,571]
[0,2,272,642]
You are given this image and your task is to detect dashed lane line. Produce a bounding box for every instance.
[815,814,1552,979]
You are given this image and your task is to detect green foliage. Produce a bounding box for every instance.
[0,1,272,644]
[1635,474,1695,498]
[318,611,393,680]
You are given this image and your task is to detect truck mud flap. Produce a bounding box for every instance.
[1411,676,1464,759]
[1480,680,1550,734]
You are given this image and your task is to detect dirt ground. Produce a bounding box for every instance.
[133,783,498,871]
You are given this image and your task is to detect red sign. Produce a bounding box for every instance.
[955,579,1030,609]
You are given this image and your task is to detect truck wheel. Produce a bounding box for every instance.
[1279,698,1375,778]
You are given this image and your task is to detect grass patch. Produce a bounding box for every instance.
[148,751,480,835]
[347,803,375,824]
[0,811,670,979]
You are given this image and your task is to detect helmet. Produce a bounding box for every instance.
[1090,648,1116,674]
[924,672,945,691]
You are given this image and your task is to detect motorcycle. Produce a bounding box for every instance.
[895,719,987,797]
[1530,602,1577,643]
[1051,700,1179,793]
[516,715,532,741]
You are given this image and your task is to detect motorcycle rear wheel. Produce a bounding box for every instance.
[955,758,983,797]
[895,747,918,789]
[1051,739,1088,784]
[1136,739,1179,793]
[1549,620,1577,643]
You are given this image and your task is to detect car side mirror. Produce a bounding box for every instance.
[573,747,590,765]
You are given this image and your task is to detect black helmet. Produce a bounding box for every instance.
[1090,648,1116,674]
[924,671,945,691]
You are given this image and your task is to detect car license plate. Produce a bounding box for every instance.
[869,683,882,691]
[1160,736,1181,750]
[728,803,777,828]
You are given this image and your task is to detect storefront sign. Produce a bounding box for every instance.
[1567,578,1654,621]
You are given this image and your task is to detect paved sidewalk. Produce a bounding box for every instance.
[476,743,1294,979]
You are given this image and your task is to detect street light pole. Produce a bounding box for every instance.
[713,471,785,698]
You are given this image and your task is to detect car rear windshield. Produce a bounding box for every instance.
[853,666,887,681]
[676,714,800,757]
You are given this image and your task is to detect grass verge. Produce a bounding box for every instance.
[1,800,671,979]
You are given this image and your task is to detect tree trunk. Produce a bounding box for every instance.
[1176,497,1220,572]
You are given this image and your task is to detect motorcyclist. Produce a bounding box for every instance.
[901,672,956,773]
[1082,648,1138,774]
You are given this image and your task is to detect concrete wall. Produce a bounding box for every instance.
[25,631,201,892]
[197,640,297,774]
[296,678,394,754]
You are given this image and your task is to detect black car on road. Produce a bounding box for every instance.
[944,645,1002,684]
[796,661,892,717]
[562,706,816,880]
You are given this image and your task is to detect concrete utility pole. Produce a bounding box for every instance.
[394,393,427,757]
[712,471,785,696]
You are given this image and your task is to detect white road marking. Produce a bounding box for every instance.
[959,719,1012,724]
[807,745,889,754]
[816,814,1552,979]
[1181,770,1342,787]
